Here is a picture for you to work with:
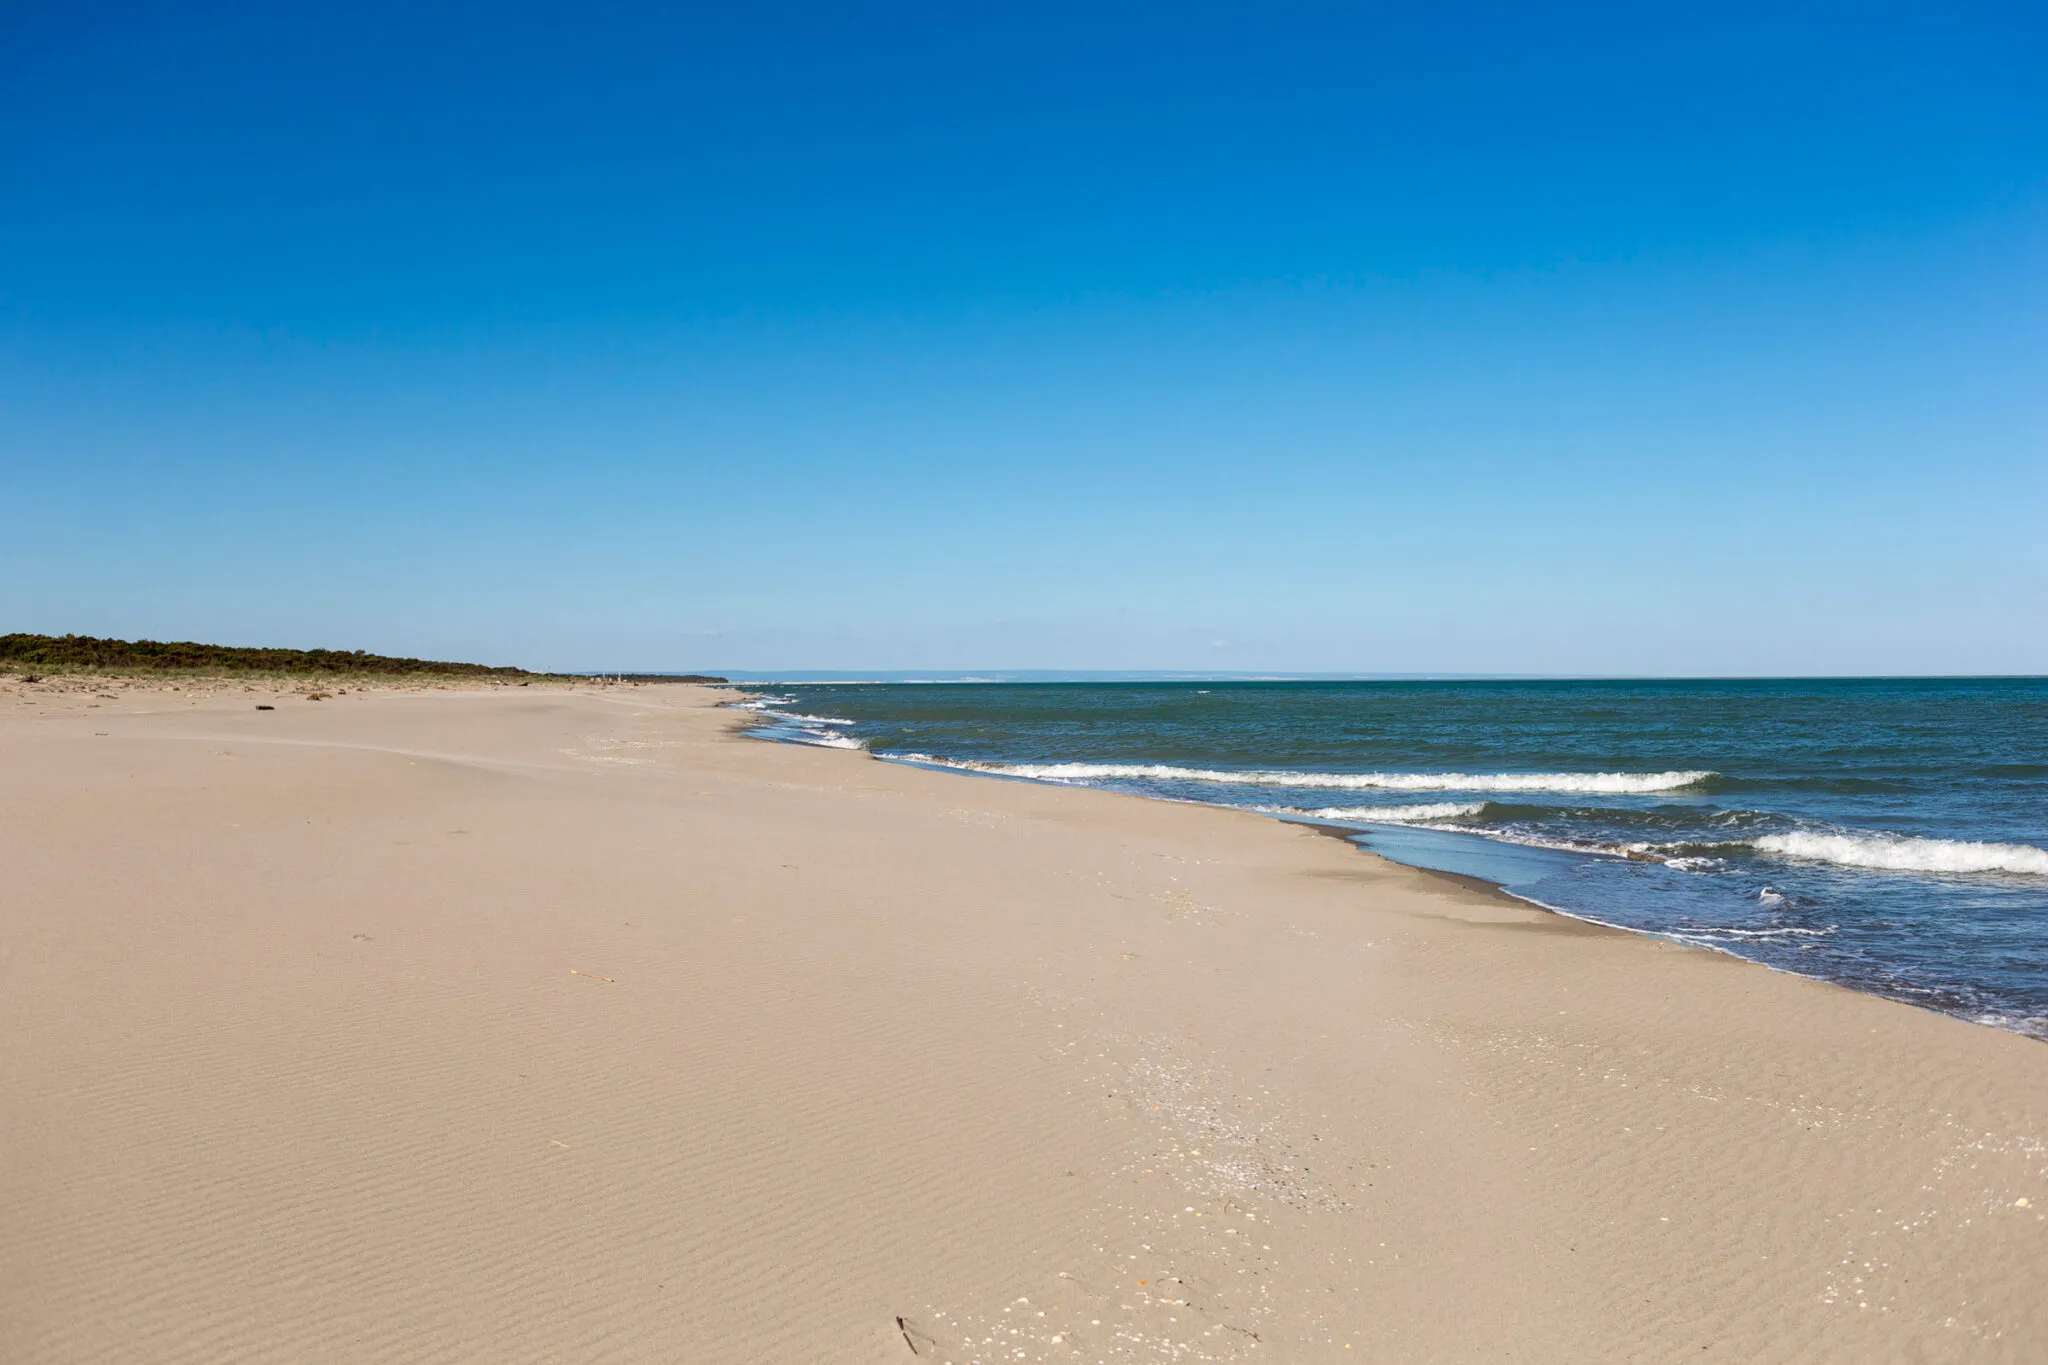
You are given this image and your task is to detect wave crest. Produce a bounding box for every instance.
[1281,801,1489,823]
[733,696,868,751]
[1751,832,2048,877]
[899,757,1714,795]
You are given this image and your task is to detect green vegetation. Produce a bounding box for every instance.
[1,634,730,684]
[2,633,536,679]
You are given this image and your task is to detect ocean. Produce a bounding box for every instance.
[735,678,2048,1038]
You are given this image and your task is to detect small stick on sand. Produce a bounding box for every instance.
[569,970,614,982]
[895,1315,919,1355]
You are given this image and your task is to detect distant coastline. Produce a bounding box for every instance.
[0,632,535,679]
[0,633,730,684]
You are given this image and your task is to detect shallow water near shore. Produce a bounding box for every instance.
[739,678,2048,1037]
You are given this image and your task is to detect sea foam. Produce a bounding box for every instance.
[900,757,1714,795]
[1751,832,2048,877]
[1283,802,1489,823]
[733,696,868,750]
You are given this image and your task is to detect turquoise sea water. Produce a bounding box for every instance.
[737,679,2048,1038]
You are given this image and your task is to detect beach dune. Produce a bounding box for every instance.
[4,680,2044,1362]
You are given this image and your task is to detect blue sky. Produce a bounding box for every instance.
[3,0,2043,674]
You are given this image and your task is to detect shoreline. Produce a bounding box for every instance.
[734,701,2039,1041]
[7,682,2047,1362]
[725,685,2048,1041]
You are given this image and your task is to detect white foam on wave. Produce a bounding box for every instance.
[898,756,1713,795]
[1676,923,1838,941]
[1751,831,2048,877]
[768,723,867,750]
[732,695,868,751]
[1280,801,1489,823]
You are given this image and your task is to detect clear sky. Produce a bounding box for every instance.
[3,1,2043,675]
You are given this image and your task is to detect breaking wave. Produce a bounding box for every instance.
[896,757,1714,795]
[1677,924,1838,941]
[1751,832,2048,877]
[1279,801,1489,823]
[732,695,868,750]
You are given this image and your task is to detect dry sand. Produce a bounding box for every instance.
[4,679,2046,1363]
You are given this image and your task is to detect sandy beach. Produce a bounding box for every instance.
[4,679,2045,1364]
